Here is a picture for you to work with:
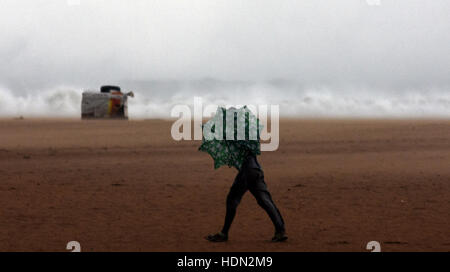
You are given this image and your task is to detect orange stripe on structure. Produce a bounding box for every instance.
[108,99,113,116]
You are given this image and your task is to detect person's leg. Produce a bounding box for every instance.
[247,169,286,236]
[207,171,248,242]
[221,172,248,235]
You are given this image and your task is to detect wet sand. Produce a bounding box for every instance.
[0,118,449,251]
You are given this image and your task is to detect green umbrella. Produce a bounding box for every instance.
[198,106,263,170]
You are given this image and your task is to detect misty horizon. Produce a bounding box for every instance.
[0,0,450,118]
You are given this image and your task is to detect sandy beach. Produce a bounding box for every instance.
[0,118,449,252]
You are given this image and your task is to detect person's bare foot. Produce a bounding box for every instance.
[206,232,228,242]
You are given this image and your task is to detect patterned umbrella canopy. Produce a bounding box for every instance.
[198,106,263,170]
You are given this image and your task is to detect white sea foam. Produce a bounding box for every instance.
[0,86,81,117]
[1,83,449,119]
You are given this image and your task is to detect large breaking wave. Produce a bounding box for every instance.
[1,82,449,119]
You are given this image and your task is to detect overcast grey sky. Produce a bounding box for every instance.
[1,0,450,92]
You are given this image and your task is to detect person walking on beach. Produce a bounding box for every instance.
[199,106,287,242]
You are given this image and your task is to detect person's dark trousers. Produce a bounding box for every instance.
[221,166,285,235]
